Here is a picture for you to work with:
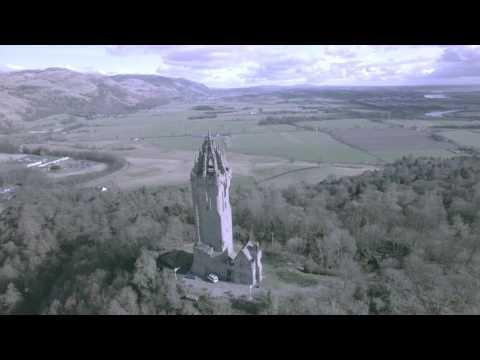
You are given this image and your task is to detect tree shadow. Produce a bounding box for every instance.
[157,250,193,274]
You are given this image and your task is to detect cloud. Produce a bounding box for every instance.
[62,65,111,75]
[242,57,313,84]
[3,64,26,71]
[165,46,234,66]
[5,45,480,87]
[103,45,449,87]
[427,46,480,80]
[104,45,173,56]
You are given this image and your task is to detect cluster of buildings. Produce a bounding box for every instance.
[26,156,70,169]
[0,186,16,201]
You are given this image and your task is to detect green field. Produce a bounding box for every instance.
[385,119,480,129]
[226,131,377,163]
[22,89,478,192]
[298,118,389,130]
[439,130,480,148]
[152,131,375,163]
[87,113,295,141]
[77,108,380,164]
[148,130,375,163]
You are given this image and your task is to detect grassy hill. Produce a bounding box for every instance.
[0,68,213,130]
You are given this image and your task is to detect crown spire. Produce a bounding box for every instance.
[192,131,230,177]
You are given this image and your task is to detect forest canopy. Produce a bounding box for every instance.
[1,155,480,314]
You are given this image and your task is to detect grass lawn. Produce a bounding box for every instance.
[275,268,320,288]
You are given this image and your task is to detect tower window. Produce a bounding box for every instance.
[207,158,215,172]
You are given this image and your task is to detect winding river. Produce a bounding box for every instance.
[425,110,459,118]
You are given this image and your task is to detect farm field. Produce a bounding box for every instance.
[75,114,295,142]
[331,127,456,162]
[385,118,480,129]
[9,86,479,191]
[297,118,390,130]
[226,130,377,163]
[81,143,376,190]
[57,102,381,166]
[438,129,480,148]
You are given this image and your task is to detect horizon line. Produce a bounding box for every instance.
[2,66,480,90]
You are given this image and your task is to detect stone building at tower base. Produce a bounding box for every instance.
[191,241,262,286]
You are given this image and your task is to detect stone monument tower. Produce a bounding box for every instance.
[191,132,234,256]
[190,132,262,285]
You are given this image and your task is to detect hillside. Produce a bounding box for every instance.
[0,68,346,133]
[0,68,213,131]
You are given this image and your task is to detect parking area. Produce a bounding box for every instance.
[179,274,263,300]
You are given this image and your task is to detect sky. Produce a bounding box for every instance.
[1,45,480,88]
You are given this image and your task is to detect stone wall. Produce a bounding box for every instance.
[255,250,263,283]
[190,244,261,285]
[232,252,255,285]
[191,245,231,280]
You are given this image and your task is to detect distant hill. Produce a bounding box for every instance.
[0,68,338,131]
[0,67,371,132]
[0,68,213,130]
[110,74,210,98]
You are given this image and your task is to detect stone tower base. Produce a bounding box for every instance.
[190,241,262,286]
[190,244,232,281]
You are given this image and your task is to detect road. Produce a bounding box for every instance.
[180,275,260,299]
